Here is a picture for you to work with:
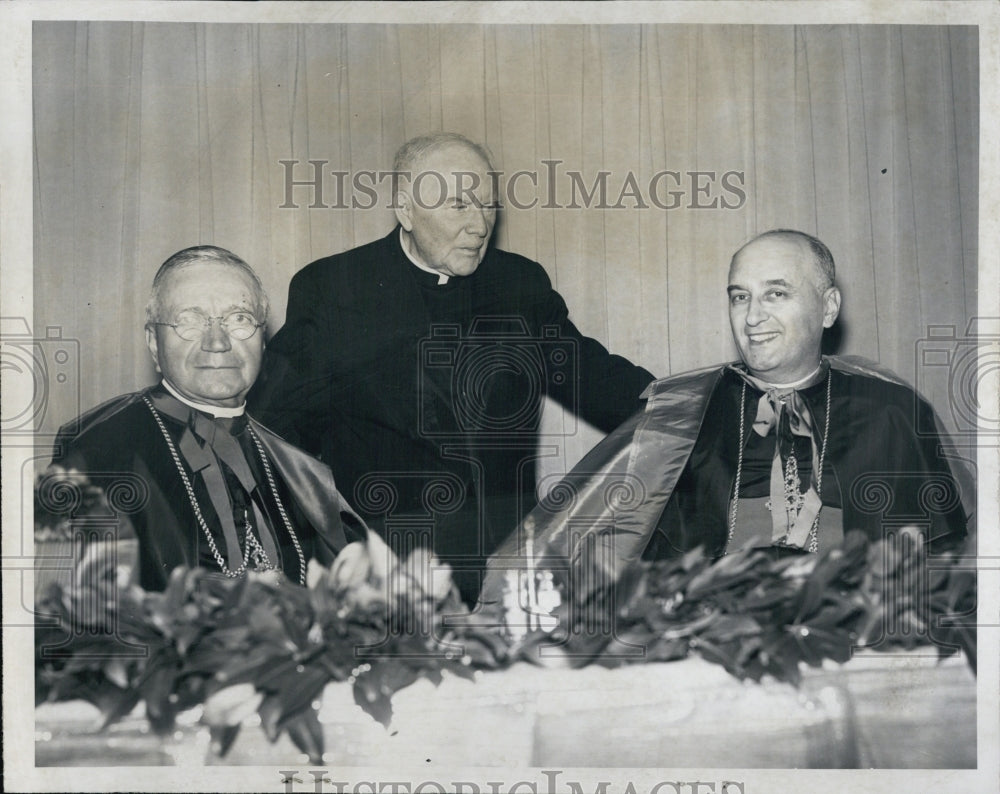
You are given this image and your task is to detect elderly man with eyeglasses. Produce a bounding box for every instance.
[47,246,367,591]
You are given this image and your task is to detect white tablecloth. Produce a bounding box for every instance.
[35,650,975,769]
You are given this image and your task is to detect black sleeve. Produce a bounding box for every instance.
[248,265,334,455]
[524,266,656,433]
[51,415,111,472]
[45,413,142,544]
[903,395,973,553]
[850,382,972,554]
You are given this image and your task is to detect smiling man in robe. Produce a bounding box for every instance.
[483,229,972,601]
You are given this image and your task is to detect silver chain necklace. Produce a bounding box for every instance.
[142,396,306,585]
[728,372,832,554]
[247,425,307,585]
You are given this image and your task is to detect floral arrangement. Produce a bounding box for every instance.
[35,518,975,763]
[524,528,976,683]
[35,533,508,764]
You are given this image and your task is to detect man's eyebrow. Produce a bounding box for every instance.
[727,278,794,293]
[176,302,254,314]
[448,195,499,207]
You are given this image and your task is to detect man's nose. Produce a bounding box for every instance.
[745,297,767,326]
[200,319,233,352]
[465,206,490,237]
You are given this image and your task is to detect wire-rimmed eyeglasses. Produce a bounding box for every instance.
[152,310,265,341]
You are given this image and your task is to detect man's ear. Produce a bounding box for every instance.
[394,190,413,232]
[145,326,163,374]
[822,286,842,329]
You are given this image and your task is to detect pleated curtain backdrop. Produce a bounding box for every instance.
[33,22,978,474]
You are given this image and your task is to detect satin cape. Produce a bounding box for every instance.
[480,355,974,603]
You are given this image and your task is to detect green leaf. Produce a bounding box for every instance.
[693,638,743,679]
[283,706,325,765]
[801,598,865,632]
[441,661,475,682]
[173,673,211,711]
[370,661,420,700]
[353,673,393,727]
[699,614,760,644]
[795,546,860,622]
[94,683,142,729]
[740,581,799,614]
[213,645,283,685]
[448,627,510,666]
[258,693,284,742]
[184,645,255,679]
[174,623,206,657]
[767,640,803,685]
[792,624,854,666]
[272,665,330,725]
[685,549,760,599]
[445,634,503,668]
[646,636,689,662]
[209,724,242,758]
[141,662,180,734]
[151,566,194,636]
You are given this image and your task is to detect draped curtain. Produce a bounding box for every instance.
[33,22,978,475]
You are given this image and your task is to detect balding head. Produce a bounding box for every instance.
[392,132,499,279]
[393,132,495,176]
[730,229,836,292]
[727,230,842,383]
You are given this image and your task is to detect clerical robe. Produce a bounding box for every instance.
[49,385,366,591]
[482,356,973,601]
[250,227,654,604]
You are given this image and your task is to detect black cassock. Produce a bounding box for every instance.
[250,227,654,603]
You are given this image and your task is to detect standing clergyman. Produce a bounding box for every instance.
[250,132,655,603]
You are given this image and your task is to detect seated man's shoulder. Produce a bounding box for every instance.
[829,356,924,406]
[828,356,947,437]
[53,391,151,462]
[641,364,727,402]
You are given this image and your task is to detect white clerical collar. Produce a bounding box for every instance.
[400,228,449,285]
[161,379,246,418]
[752,363,824,391]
